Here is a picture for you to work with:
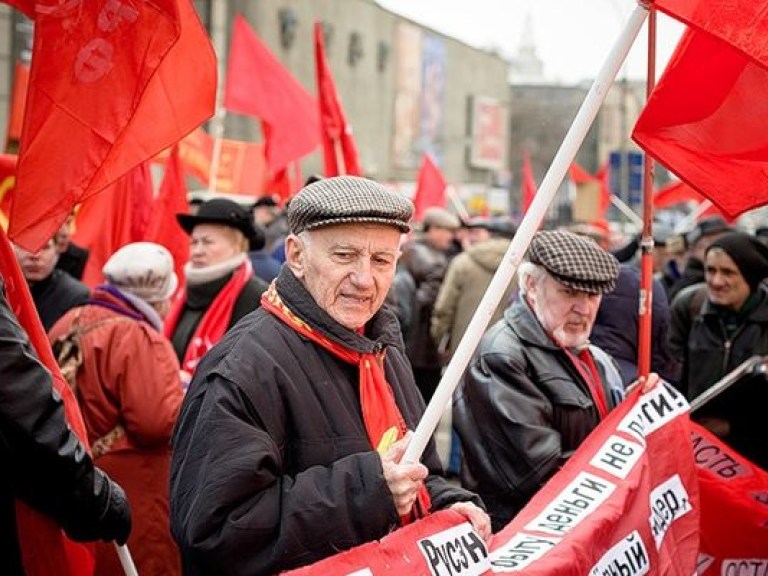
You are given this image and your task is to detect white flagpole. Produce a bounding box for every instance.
[402,2,650,465]
[610,194,643,228]
[116,543,139,576]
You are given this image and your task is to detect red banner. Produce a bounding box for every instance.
[284,384,703,575]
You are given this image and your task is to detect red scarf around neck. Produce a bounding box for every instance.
[260,283,431,524]
[164,260,253,374]
[564,347,610,420]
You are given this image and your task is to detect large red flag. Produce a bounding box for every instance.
[314,21,362,177]
[0,227,95,575]
[412,153,447,223]
[521,151,537,215]
[73,163,153,287]
[632,0,768,219]
[8,0,216,252]
[224,14,320,176]
[146,146,190,292]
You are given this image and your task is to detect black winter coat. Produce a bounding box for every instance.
[454,296,623,531]
[30,269,89,331]
[0,280,118,574]
[170,268,481,575]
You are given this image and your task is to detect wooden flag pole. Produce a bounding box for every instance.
[403,2,650,465]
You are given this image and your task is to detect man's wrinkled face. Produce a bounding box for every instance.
[705,248,751,311]
[13,239,58,283]
[286,223,401,330]
[527,272,601,349]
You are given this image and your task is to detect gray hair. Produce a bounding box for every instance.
[517,261,548,296]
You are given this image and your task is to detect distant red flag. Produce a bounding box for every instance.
[73,163,154,287]
[632,0,768,219]
[521,151,537,214]
[570,161,611,216]
[0,227,95,575]
[224,14,320,176]
[654,180,704,208]
[412,154,447,222]
[8,0,216,252]
[146,146,190,292]
[314,21,362,177]
[6,60,29,149]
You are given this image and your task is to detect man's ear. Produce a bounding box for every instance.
[285,234,305,278]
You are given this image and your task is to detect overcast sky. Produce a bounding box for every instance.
[376,0,686,84]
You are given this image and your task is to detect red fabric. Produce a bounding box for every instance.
[0,227,95,575]
[632,0,768,219]
[8,0,216,252]
[691,424,768,574]
[6,61,29,147]
[0,154,17,228]
[72,163,153,287]
[261,283,431,524]
[412,153,447,223]
[564,348,609,420]
[224,14,320,176]
[3,0,33,17]
[163,260,253,374]
[146,146,190,294]
[314,21,362,177]
[521,151,537,215]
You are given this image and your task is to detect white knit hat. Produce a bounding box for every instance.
[102,242,178,303]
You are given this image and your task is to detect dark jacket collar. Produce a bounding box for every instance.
[505,295,560,352]
[275,266,402,353]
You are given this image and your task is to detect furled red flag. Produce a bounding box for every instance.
[412,153,447,222]
[521,151,537,215]
[314,21,362,177]
[224,14,320,178]
[8,0,216,252]
[632,0,768,219]
[5,60,30,151]
[0,154,17,229]
[146,146,190,292]
[73,163,154,287]
[0,226,95,576]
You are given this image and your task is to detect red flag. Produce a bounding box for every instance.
[73,163,153,287]
[8,0,216,252]
[412,154,447,222]
[6,60,30,150]
[570,161,611,216]
[146,146,190,292]
[0,227,95,575]
[521,151,537,215]
[314,21,362,177]
[632,0,768,219]
[654,180,704,208]
[224,14,320,176]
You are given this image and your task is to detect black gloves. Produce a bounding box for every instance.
[64,469,132,545]
[99,475,132,546]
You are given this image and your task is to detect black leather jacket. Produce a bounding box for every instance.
[0,280,121,573]
[454,296,623,531]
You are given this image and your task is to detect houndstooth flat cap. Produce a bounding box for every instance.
[528,230,619,294]
[287,176,413,234]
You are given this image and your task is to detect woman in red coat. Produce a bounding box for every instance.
[49,242,184,576]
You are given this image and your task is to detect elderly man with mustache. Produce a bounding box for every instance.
[454,229,624,532]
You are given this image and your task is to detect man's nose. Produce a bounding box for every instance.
[351,259,374,286]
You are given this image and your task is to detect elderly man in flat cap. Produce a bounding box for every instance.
[170,176,490,575]
[454,229,624,531]
[669,230,768,469]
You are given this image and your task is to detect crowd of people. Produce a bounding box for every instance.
[3,174,767,575]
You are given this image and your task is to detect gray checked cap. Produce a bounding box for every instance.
[527,230,619,295]
[287,176,413,234]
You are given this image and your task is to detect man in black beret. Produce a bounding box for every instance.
[454,229,625,531]
[669,231,768,468]
[171,176,490,575]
